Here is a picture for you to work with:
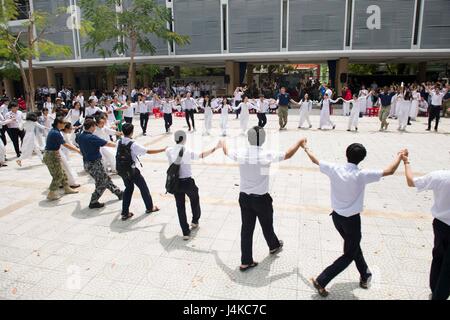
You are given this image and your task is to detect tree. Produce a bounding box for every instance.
[0,0,72,110]
[80,0,190,90]
[137,64,160,87]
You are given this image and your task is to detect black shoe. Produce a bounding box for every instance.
[89,202,105,209]
[360,275,372,289]
[426,128,431,131]
[270,240,284,254]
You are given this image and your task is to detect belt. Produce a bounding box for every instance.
[240,192,269,198]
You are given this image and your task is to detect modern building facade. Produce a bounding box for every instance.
[2,0,450,96]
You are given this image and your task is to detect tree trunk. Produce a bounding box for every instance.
[128,35,137,91]
[28,22,36,111]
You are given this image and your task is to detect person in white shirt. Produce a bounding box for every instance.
[161,96,178,133]
[0,98,9,146]
[401,151,450,300]
[75,92,84,109]
[60,122,80,188]
[49,85,57,102]
[118,123,167,221]
[343,93,371,132]
[88,91,98,104]
[233,86,244,119]
[233,96,256,135]
[182,92,199,131]
[94,115,122,173]
[43,96,54,113]
[64,101,82,126]
[136,94,150,136]
[16,112,47,167]
[396,90,412,132]
[221,127,307,271]
[102,99,116,126]
[254,95,273,128]
[319,94,341,130]
[290,94,313,129]
[303,142,405,297]
[166,130,221,240]
[409,88,421,122]
[84,98,103,117]
[199,95,214,136]
[5,101,25,158]
[122,98,135,124]
[214,97,232,136]
[0,114,12,166]
[424,83,448,132]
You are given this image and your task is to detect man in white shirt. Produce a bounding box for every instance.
[255,95,272,128]
[182,92,198,131]
[166,130,221,240]
[303,142,405,297]
[137,94,150,136]
[0,98,9,146]
[221,127,307,271]
[5,101,25,158]
[401,151,450,300]
[118,123,167,221]
[424,83,448,132]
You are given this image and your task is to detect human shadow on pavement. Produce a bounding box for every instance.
[159,223,211,255]
[212,249,298,288]
[109,212,161,233]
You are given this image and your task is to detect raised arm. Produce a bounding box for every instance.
[401,151,415,187]
[382,150,405,177]
[146,146,167,155]
[302,142,319,166]
[285,138,307,160]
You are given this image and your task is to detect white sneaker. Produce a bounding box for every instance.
[191,223,199,229]
[183,235,190,241]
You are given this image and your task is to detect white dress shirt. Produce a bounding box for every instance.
[256,99,270,113]
[5,110,24,129]
[65,108,81,125]
[320,161,383,217]
[227,146,285,195]
[137,101,148,114]
[84,106,102,117]
[166,145,200,179]
[414,170,450,226]
[120,137,147,168]
[182,98,198,111]
[123,103,135,118]
[429,89,448,106]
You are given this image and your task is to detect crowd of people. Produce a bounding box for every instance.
[0,78,449,301]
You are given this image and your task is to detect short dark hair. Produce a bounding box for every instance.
[122,123,134,137]
[26,112,38,122]
[83,118,96,130]
[346,143,367,165]
[52,116,65,129]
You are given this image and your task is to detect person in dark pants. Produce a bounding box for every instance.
[424,83,448,132]
[4,101,25,158]
[137,95,150,136]
[0,98,9,146]
[181,93,198,131]
[303,142,404,297]
[78,119,123,209]
[166,130,221,240]
[221,126,306,271]
[118,123,166,220]
[401,151,450,300]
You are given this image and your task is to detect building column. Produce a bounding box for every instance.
[3,79,15,99]
[418,62,427,83]
[336,57,349,94]
[46,67,56,87]
[225,61,240,95]
[63,68,75,89]
[246,64,254,87]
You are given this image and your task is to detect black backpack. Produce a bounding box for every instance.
[165,148,184,194]
[116,140,135,179]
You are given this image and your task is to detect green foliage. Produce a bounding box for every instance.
[348,64,379,75]
[0,60,21,80]
[80,0,190,57]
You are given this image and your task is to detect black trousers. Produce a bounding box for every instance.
[174,178,201,236]
[316,212,371,288]
[428,105,441,130]
[121,168,153,216]
[7,128,25,157]
[124,117,133,124]
[139,113,149,134]
[0,126,7,146]
[431,218,450,300]
[239,192,280,265]
[164,113,173,132]
[235,100,241,118]
[257,113,267,127]
[185,109,195,130]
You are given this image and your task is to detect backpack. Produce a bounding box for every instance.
[165,148,184,194]
[116,140,135,179]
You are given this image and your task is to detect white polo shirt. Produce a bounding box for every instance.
[227,146,285,195]
[84,106,102,117]
[123,103,135,118]
[430,89,447,106]
[137,101,148,114]
[414,170,450,226]
[320,161,383,217]
[166,145,200,179]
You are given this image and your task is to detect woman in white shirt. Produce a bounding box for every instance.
[103,99,117,125]
[94,115,122,173]
[0,114,12,167]
[215,97,233,136]
[65,101,82,126]
[409,89,421,123]
[122,98,135,124]
[43,96,54,112]
[16,112,47,166]
[319,94,341,130]
[396,90,412,131]
[233,96,256,135]
[200,95,214,136]
[84,99,103,117]
[291,94,313,129]
[60,122,80,188]
[233,87,244,119]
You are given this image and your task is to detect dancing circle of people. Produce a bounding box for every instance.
[0,82,449,300]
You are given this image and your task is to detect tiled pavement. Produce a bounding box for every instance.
[0,110,449,300]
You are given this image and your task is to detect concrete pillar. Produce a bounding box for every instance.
[3,78,15,99]
[336,57,349,94]
[225,61,240,95]
[106,73,115,92]
[418,62,427,83]
[46,67,56,87]
[63,68,75,88]
[174,66,180,79]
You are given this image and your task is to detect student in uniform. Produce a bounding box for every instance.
[233,96,256,135]
[214,97,233,136]
[302,142,405,297]
[0,114,12,167]
[276,87,290,130]
[401,151,450,300]
[161,95,178,134]
[318,94,341,130]
[16,112,46,167]
[118,123,167,221]
[221,127,307,271]
[166,130,222,240]
[290,94,313,129]
[254,95,272,128]
[182,92,199,131]
[122,97,135,124]
[5,101,25,158]
[137,94,150,136]
[200,95,214,136]
[78,119,123,209]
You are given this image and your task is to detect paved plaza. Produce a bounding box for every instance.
[0,110,449,300]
